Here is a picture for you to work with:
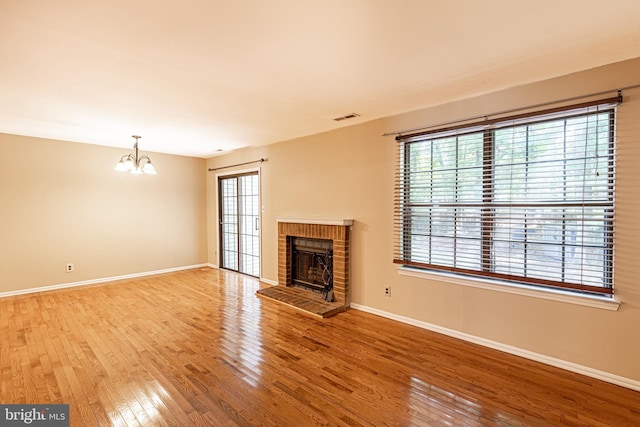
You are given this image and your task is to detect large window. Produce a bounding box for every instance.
[394,99,618,296]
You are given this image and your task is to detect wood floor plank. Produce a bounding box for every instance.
[1,267,639,426]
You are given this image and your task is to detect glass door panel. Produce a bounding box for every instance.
[218,172,260,276]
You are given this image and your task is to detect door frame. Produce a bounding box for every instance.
[216,167,261,277]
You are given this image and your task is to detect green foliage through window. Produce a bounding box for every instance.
[394,103,616,296]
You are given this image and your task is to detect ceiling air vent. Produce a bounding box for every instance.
[333,113,360,122]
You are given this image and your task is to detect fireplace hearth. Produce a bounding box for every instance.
[256,219,352,317]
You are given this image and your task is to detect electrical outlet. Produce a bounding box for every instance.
[66,263,74,273]
[385,286,391,297]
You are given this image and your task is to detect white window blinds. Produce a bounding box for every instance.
[394,98,619,296]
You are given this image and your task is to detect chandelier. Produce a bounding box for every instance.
[114,135,156,175]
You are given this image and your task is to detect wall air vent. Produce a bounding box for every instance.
[333,113,360,122]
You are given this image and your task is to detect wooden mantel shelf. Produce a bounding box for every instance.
[276,218,354,226]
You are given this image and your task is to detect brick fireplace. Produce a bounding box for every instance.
[277,219,352,306]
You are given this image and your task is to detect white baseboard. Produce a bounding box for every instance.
[260,277,278,286]
[208,263,219,269]
[0,264,210,299]
[350,303,640,393]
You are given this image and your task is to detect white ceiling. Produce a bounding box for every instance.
[2,1,640,158]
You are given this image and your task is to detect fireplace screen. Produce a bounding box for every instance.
[291,237,334,301]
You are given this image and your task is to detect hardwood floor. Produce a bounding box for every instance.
[1,268,639,426]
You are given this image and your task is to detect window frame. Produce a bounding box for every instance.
[393,97,619,297]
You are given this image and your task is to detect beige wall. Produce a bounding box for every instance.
[207,58,640,382]
[0,134,208,293]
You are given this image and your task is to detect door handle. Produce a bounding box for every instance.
[255,217,260,231]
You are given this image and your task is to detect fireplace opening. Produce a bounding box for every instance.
[291,237,334,302]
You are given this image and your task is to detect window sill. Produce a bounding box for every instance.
[397,266,620,311]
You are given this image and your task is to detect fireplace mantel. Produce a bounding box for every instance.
[276,218,353,226]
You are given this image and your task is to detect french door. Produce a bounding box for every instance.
[218,172,260,277]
